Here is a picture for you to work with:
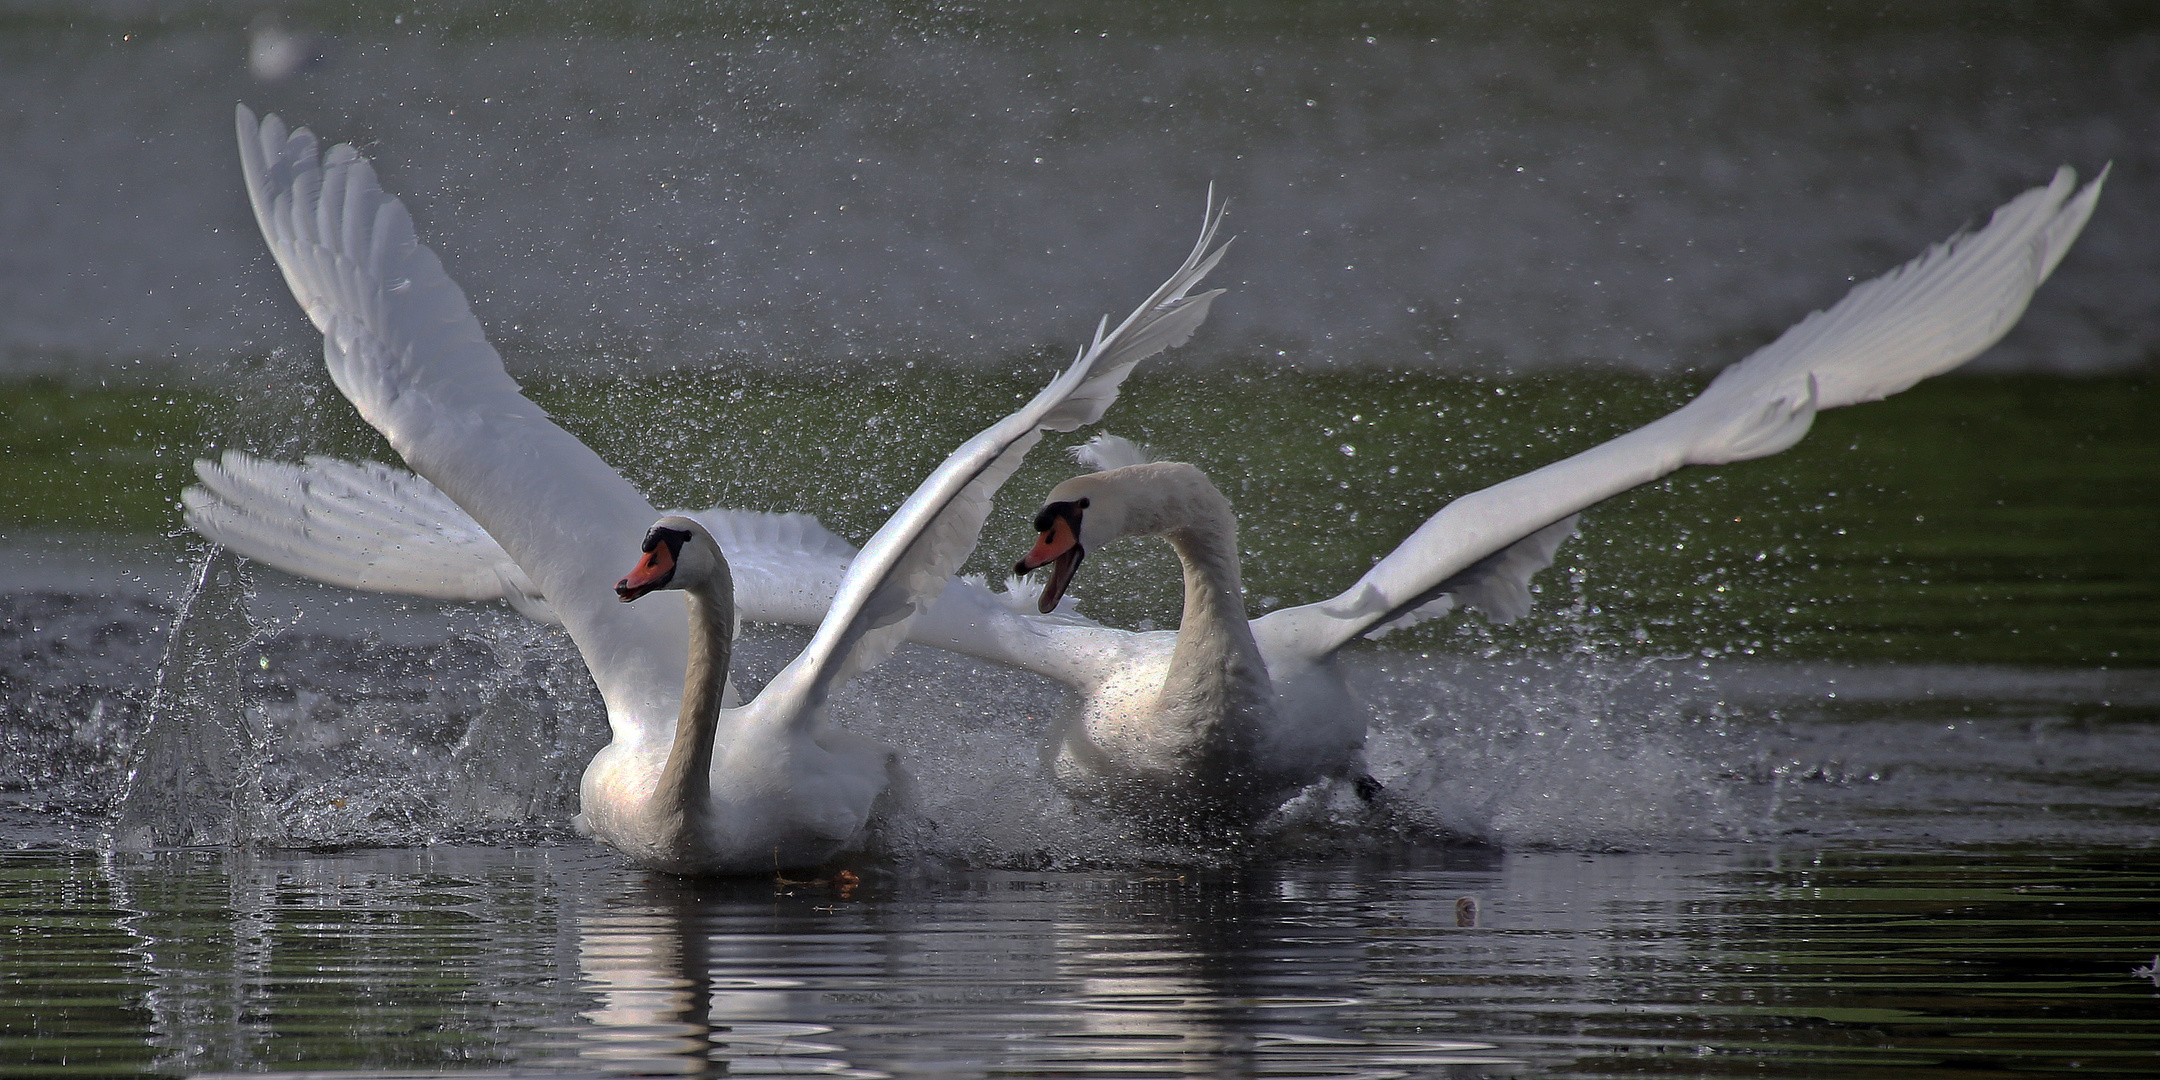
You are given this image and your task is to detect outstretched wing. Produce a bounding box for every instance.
[748,196,1231,729]
[182,449,874,629]
[236,105,682,714]
[1255,166,2105,658]
[183,451,557,620]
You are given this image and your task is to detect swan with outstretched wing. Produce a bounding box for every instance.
[1006,165,2104,822]
[229,105,1225,871]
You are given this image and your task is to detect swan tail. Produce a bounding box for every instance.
[1254,166,2102,661]
[1071,433,1158,471]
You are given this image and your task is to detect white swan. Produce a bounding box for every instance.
[1004,166,2103,822]
[229,104,1227,872]
[198,143,2102,828]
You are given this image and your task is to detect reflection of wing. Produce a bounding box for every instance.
[1257,166,2106,657]
[184,450,877,628]
[750,197,1230,730]
[238,105,690,713]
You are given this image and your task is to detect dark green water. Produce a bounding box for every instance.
[8,368,2153,666]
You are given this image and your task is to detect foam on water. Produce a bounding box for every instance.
[6,561,2154,864]
[1363,654,1755,850]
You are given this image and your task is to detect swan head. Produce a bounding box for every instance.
[1015,460,1231,614]
[1014,472,1133,614]
[616,515,724,601]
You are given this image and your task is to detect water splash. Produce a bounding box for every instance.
[99,546,608,851]
[109,548,267,850]
[9,570,2146,861]
[1361,651,1760,850]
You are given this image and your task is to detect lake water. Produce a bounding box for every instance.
[3,2,2157,1076]
[6,845,2159,1078]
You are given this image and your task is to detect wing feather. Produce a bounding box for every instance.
[237,105,682,715]
[183,449,878,631]
[1255,167,2104,658]
[184,451,549,614]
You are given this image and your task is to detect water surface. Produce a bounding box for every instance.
[5,845,2158,1078]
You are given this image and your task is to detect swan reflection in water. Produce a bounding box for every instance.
[576,879,868,1077]
[571,857,1515,1078]
[62,845,2158,1078]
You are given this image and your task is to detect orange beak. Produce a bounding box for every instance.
[1016,516,1084,614]
[615,542,676,601]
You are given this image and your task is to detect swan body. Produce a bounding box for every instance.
[1018,462,1312,817]
[1014,445,1561,820]
[203,123,2102,830]
[228,104,1227,871]
[593,515,897,872]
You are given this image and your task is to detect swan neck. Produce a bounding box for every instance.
[1165,512,1249,641]
[1144,468,1268,719]
[1114,464,1248,636]
[654,582,732,819]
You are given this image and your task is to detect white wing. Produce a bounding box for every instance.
[183,451,556,620]
[744,197,1230,730]
[237,105,686,715]
[1256,166,2105,658]
[183,449,879,630]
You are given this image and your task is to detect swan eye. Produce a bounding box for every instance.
[641,524,691,555]
[1032,500,1085,534]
